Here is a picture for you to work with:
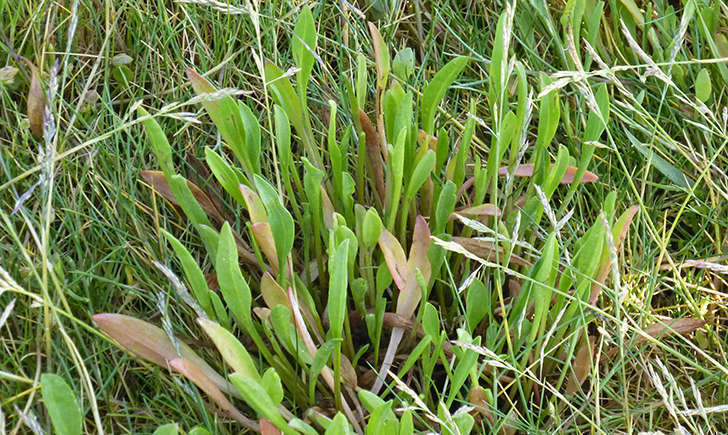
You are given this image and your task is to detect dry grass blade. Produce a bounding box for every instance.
[169,358,258,431]
[27,65,44,140]
[140,170,225,223]
[451,237,532,267]
[497,164,598,184]
[359,109,386,203]
[566,336,596,395]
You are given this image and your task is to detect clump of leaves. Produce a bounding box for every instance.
[96,6,691,434]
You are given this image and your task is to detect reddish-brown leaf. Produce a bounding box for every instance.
[497,164,598,184]
[397,216,432,318]
[451,237,532,267]
[566,336,596,395]
[27,66,44,140]
[638,317,706,345]
[170,358,258,431]
[450,204,501,221]
[92,313,237,397]
[259,418,281,435]
[141,170,225,223]
[359,109,386,203]
[251,222,279,273]
[378,227,407,290]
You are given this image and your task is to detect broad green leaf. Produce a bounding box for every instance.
[366,401,398,435]
[239,102,262,175]
[447,331,480,407]
[162,230,213,318]
[265,61,306,148]
[393,47,415,79]
[488,13,510,119]
[152,423,178,435]
[357,388,386,413]
[695,68,712,102]
[204,147,247,206]
[465,279,488,331]
[197,318,260,382]
[217,222,253,330]
[186,68,250,173]
[325,413,353,435]
[188,427,211,435]
[362,207,383,249]
[404,149,435,201]
[434,181,457,235]
[310,340,339,402]
[421,56,469,134]
[229,373,292,434]
[41,374,82,435]
[292,6,317,96]
[261,367,284,406]
[141,170,223,224]
[254,175,295,272]
[328,240,350,339]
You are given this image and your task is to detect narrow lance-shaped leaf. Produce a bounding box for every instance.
[204,147,247,206]
[217,222,253,331]
[186,68,251,173]
[92,313,238,397]
[397,216,432,318]
[368,22,389,90]
[328,240,350,339]
[162,230,214,318]
[590,205,639,303]
[359,109,386,203]
[197,318,261,383]
[497,164,598,184]
[41,374,82,435]
[421,56,469,134]
[169,358,258,431]
[254,175,295,273]
[378,228,407,290]
[138,108,174,176]
[141,170,224,224]
[292,6,317,97]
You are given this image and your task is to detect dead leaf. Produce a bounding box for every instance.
[397,216,432,318]
[451,237,532,267]
[469,385,494,424]
[170,358,258,431]
[141,170,225,224]
[497,164,598,184]
[251,222,279,272]
[378,227,407,290]
[566,336,596,395]
[359,109,386,203]
[92,313,238,398]
[27,66,44,140]
[259,418,281,435]
[638,317,706,345]
[450,204,501,221]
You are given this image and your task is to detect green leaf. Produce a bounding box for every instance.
[152,423,178,435]
[695,68,712,102]
[325,412,353,435]
[421,56,469,134]
[138,107,174,177]
[229,373,292,434]
[204,147,247,206]
[254,175,295,272]
[393,47,415,79]
[239,102,261,175]
[292,6,317,96]
[188,427,211,435]
[404,150,435,201]
[197,318,260,383]
[310,339,338,402]
[216,222,253,331]
[465,279,488,331]
[434,181,457,235]
[328,240,350,339]
[261,367,284,406]
[625,130,693,189]
[357,388,386,413]
[186,68,250,173]
[362,207,383,249]
[162,230,213,318]
[265,61,307,151]
[368,22,390,90]
[41,374,82,435]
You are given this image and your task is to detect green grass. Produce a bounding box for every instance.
[2,0,728,433]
